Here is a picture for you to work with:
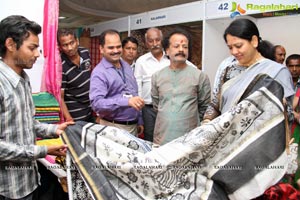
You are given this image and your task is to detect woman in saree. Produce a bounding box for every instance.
[203,18,294,122]
[62,19,295,200]
[287,79,300,189]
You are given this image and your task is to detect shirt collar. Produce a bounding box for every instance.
[102,57,130,69]
[61,47,83,66]
[0,60,28,88]
[148,51,168,61]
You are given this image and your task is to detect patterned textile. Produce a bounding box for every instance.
[204,59,294,122]
[62,121,119,200]
[32,92,60,124]
[70,169,93,199]
[286,142,299,175]
[35,108,60,111]
[35,112,59,116]
[32,92,60,107]
[62,75,288,200]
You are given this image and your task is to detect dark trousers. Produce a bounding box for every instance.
[142,105,157,142]
[0,189,38,200]
[37,162,68,200]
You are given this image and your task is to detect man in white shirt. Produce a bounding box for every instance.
[135,27,197,142]
[134,28,169,142]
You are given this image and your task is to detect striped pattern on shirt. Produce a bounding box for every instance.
[61,47,92,121]
[0,60,58,198]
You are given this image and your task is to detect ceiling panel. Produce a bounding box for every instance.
[59,0,200,28]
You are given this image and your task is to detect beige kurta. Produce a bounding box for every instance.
[151,65,211,145]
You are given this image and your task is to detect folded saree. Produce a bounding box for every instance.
[62,74,288,200]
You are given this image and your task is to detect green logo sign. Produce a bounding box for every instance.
[230,2,246,18]
[227,2,298,18]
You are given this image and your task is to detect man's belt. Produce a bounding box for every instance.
[103,118,138,125]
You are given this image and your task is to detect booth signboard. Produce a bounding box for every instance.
[206,0,300,19]
[130,1,203,30]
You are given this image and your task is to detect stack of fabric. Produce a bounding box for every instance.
[32,92,60,124]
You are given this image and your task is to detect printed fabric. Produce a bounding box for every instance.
[62,74,288,200]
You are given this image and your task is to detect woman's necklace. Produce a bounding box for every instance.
[239,53,264,67]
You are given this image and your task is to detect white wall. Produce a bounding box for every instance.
[202,17,233,87]
[258,14,300,61]
[0,0,44,92]
[203,14,300,87]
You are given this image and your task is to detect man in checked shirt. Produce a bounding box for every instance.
[0,15,73,200]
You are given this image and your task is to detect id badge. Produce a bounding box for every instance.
[123,93,133,98]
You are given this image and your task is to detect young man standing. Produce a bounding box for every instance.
[57,28,94,122]
[0,15,72,199]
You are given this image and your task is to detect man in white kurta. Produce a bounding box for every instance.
[151,29,211,145]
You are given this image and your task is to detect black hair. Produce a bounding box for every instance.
[0,15,41,57]
[122,36,138,48]
[57,28,77,45]
[162,27,192,60]
[223,18,274,60]
[286,54,300,66]
[99,29,120,46]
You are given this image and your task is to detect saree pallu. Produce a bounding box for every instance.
[204,59,294,122]
[62,75,288,200]
[287,121,300,188]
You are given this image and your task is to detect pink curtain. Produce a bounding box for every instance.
[41,0,63,122]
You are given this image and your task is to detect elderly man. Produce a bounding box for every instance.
[273,45,286,64]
